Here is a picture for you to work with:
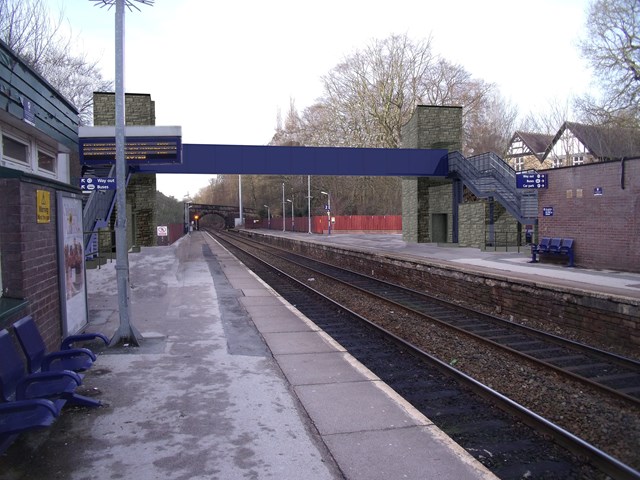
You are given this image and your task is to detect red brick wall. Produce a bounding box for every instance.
[538,159,640,272]
[0,178,63,350]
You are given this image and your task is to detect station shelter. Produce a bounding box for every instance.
[0,39,86,346]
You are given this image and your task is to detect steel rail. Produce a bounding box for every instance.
[211,230,640,480]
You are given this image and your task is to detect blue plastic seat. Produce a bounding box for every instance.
[559,238,574,254]
[547,237,562,253]
[13,316,107,374]
[0,329,99,409]
[536,237,551,253]
[0,398,59,454]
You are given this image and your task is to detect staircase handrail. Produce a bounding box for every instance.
[448,151,537,223]
[83,165,117,251]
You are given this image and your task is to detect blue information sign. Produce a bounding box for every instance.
[543,207,554,216]
[80,177,116,191]
[516,173,548,189]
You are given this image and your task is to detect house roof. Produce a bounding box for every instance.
[543,121,640,161]
[510,131,554,159]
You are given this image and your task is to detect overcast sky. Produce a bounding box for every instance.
[59,0,594,200]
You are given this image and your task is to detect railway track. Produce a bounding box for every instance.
[229,232,640,406]
[208,230,640,480]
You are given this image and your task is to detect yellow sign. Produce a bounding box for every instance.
[37,190,51,223]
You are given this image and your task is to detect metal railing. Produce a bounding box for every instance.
[83,165,117,252]
[448,151,538,224]
[483,227,530,253]
[83,229,115,268]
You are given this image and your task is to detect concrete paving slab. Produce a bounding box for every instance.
[324,425,497,480]
[240,296,288,306]
[276,352,377,385]
[240,288,274,296]
[222,266,260,278]
[294,381,428,435]
[250,313,315,333]
[262,331,343,355]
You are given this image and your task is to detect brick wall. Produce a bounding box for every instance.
[0,178,62,349]
[538,158,640,272]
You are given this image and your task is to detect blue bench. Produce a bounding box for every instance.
[13,316,108,374]
[0,399,59,454]
[0,328,101,452]
[530,237,574,267]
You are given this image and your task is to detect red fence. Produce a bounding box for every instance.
[248,215,402,234]
[156,223,185,245]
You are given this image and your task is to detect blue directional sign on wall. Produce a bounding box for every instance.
[516,173,548,189]
[80,177,116,191]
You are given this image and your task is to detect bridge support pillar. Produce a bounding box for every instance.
[401,106,462,243]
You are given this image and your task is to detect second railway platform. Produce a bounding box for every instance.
[252,229,640,300]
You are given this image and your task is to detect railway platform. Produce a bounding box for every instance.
[0,231,496,480]
[258,230,640,300]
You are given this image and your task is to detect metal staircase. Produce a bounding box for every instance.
[82,165,131,258]
[447,151,538,224]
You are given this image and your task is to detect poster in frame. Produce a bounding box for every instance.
[57,191,88,335]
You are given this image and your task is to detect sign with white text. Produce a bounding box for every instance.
[80,177,116,191]
[516,173,548,189]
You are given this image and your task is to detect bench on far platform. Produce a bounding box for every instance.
[530,237,574,267]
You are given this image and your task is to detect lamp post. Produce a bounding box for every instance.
[91,0,153,347]
[287,199,293,232]
[321,191,331,235]
[184,202,191,234]
[263,204,270,229]
[238,174,243,228]
[307,175,312,234]
[282,182,285,232]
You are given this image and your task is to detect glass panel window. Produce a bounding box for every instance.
[38,149,56,172]
[552,155,563,168]
[572,155,584,166]
[2,135,28,163]
[514,156,524,171]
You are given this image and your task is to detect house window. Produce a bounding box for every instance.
[2,134,28,164]
[38,149,56,173]
[572,155,584,166]
[552,156,563,168]
[514,156,524,171]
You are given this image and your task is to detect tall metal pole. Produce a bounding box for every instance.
[287,199,293,231]
[307,175,312,234]
[321,191,331,236]
[282,182,285,232]
[238,174,243,227]
[263,205,270,229]
[110,0,141,346]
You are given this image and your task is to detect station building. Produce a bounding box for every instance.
[0,39,84,345]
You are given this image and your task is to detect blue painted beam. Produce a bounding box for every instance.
[134,144,449,177]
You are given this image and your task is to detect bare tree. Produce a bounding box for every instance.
[519,98,575,135]
[263,33,522,215]
[577,0,640,126]
[317,34,436,149]
[465,90,518,157]
[0,0,112,125]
